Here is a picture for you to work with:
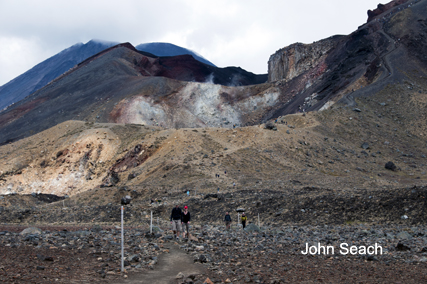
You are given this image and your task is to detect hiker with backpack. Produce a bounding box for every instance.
[170,204,182,240]
[241,213,247,229]
[224,212,232,230]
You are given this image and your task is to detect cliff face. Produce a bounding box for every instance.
[267,37,340,82]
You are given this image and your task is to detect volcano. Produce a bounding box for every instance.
[0,0,426,199]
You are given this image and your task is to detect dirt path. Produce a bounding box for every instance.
[115,242,207,284]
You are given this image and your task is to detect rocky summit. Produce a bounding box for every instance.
[0,0,427,283]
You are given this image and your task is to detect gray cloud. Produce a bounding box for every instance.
[0,0,380,86]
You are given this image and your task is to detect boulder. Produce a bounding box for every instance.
[396,242,411,251]
[127,254,140,262]
[151,226,163,233]
[385,161,397,171]
[244,224,260,232]
[396,231,412,240]
[19,227,42,236]
[264,122,277,131]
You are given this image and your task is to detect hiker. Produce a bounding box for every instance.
[241,213,247,229]
[181,205,191,239]
[224,212,232,230]
[170,204,182,240]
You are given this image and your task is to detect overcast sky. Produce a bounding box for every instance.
[0,0,382,86]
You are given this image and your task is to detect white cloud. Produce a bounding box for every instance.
[0,36,52,85]
[0,0,381,86]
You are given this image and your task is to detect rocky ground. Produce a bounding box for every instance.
[2,223,427,283]
[0,225,165,283]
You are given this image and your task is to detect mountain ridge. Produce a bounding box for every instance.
[136,42,216,67]
[0,41,220,112]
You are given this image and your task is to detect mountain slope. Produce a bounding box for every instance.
[267,0,427,116]
[0,41,217,112]
[0,43,268,145]
[0,40,118,111]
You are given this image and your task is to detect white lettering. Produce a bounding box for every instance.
[309,245,317,255]
[340,243,349,255]
[340,243,383,255]
[304,243,383,256]
[301,243,309,255]
[374,243,383,255]
[350,245,358,255]
[302,243,334,255]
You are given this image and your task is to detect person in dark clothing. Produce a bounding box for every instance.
[181,205,191,239]
[241,213,247,229]
[224,212,232,230]
[170,204,182,240]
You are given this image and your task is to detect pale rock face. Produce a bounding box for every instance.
[267,37,339,82]
[179,82,241,127]
[111,81,281,129]
[116,97,168,126]
[240,90,279,111]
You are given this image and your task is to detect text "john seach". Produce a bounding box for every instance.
[301,242,383,255]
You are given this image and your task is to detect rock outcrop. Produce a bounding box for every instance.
[267,36,340,82]
[367,0,411,22]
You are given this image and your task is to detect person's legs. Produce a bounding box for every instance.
[176,221,181,238]
[172,220,177,236]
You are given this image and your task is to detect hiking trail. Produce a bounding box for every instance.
[114,242,207,284]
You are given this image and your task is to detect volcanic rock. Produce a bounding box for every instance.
[385,161,397,171]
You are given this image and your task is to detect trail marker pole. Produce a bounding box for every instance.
[121,206,124,272]
[119,196,131,274]
[150,211,153,234]
[238,213,240,229]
